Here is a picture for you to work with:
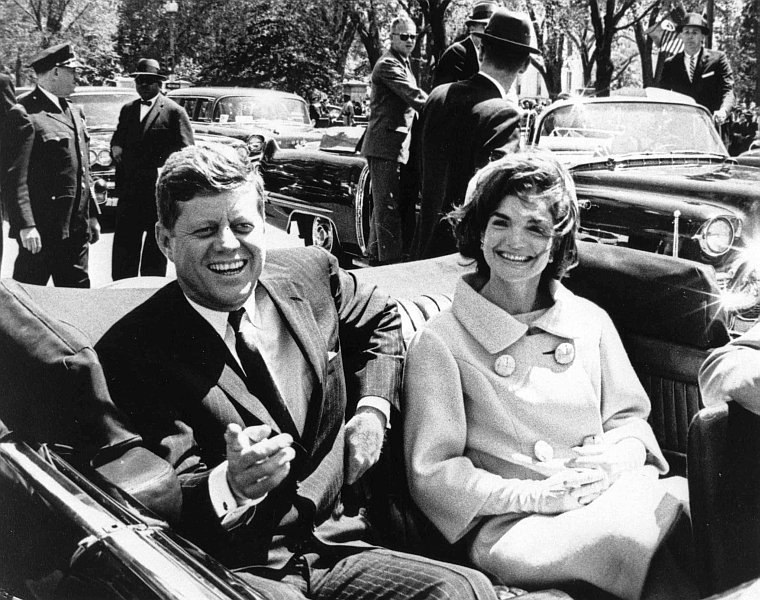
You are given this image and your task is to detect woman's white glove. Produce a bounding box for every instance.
[567,436,647,484]
[529,468,609,514]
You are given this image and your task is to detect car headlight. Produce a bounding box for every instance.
[698,217,735,256]
[96,149,113,167]
[722,257,760,314]
[246,135,265,155]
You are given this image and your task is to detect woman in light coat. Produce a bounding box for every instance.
[403,152,695,599]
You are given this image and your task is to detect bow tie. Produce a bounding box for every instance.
[140,100,152,106]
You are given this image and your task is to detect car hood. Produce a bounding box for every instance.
[572,159,760,220]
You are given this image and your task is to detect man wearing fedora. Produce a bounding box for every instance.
[432,1,496,88]
[658,12,734,125]
[411,9,538,260]
[0,43,101,287]
[110,57,193,280]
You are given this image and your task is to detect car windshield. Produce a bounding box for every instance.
[535,101,726,161]
[211,96,310,125]
[73,93,137,129]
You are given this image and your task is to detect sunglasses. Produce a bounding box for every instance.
[135,76,160,85]
[395,33,417,41]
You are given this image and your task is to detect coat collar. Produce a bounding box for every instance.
[452,273,585,353]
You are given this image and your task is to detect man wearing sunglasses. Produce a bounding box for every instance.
[1,43,101,287]
[110,57,194,281]
[361,16,427,265]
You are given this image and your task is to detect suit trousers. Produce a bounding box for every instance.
[236,547,497,600]
[112,173,167,281]
[13,234,90,288]
[367,157,404,264]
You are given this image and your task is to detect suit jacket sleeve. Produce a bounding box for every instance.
[657,58,676,91]
[172,101,195,149]
[327,249,404,413]
[1,105,36,231]
[700,320,760,415]
[715,52,735,115]
[110,103,130,150]
[375,56,428,113]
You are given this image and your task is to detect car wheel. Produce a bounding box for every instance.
[311,216,336,253]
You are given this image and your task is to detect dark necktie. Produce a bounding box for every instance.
[59,97,72,121]
[228,308,299,439]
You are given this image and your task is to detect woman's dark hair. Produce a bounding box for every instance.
[447,151,579,281]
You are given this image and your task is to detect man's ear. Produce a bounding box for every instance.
[155,223,174,262]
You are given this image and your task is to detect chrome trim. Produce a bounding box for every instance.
[355,165,371,254]
[672,210,681,257]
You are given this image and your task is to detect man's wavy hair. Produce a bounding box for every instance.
[447,151,580,281]
[156,145,263,229]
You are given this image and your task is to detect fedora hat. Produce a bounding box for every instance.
[28,43,84,73]
[130,58,167,80]
[676,13,710,34]
[466,1,497,25]
[473,9,541,54]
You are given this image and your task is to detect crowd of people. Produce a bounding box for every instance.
[0,4,755,599]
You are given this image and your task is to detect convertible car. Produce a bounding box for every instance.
[1,242,760,599]
[260,90,760,331]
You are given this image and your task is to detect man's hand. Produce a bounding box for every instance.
[224,423,295,503]
[20,227,41,254]
[714,109,727,125]
[111,145,123,164]
[88,217,101,244]
[345,407,386,485]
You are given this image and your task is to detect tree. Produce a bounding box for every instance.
[588,0,657,95]
[735,0,758,105]
[0,0,119,85]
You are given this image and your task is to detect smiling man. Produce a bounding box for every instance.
[95,145,497,600]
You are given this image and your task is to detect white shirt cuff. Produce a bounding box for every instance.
[209,461,266,529]
[357,396,392,428]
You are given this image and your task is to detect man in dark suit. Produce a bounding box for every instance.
[0,43,100,287]
[658,13,734,125]
[0,71,16,268]
[361,16,427,265]
[110,58,193,280]
[411,10,538,260]
[95,145,497,600]
[432,1,496,88]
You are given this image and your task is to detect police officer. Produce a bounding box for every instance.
[0,43,100,287]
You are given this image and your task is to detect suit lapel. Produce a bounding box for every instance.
[165,285,285,434]
[141,96,161,136]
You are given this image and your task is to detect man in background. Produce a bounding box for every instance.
[1,43,100,287]
[110,57,193,280]
[658,12,734,126]
[361,15,427,265]
[411,10,538,260]
[432,1,496,87]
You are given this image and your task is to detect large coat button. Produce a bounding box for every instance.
[494,354,516,377]
[554,342,575,365]
[534,440,554,462]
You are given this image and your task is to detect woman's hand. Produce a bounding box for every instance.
[531,468,608,514]
[568,436,647,483]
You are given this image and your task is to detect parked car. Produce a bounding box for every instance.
[260,126,369,266]
[736,148,760,168]
[167,87,322,162]
[60,87,248,229]
[526,90,760,330]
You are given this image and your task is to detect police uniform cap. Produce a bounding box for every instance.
[28,43,84,73]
